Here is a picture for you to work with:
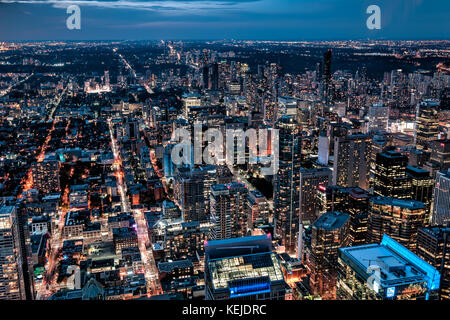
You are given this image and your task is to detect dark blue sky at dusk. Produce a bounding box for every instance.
[0,0,448,41]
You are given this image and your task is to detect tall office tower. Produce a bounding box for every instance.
[373,151,412,199]
[367,197,427,251]
[209,182,248,240]
[104,70,110,87]
[337,235,441,300]
[415,100,440,150]
[346,188,371,247]
[432,169,450,226]
[274,115,302,254]
[299,167,332,223]
[176,174,206,222]
[0,206,26,299]
[31,157,60,195]
[247,190,270,232]
[306,211,350,300]
[406,166,434,220]
[125,118,139,140]
[317,186,370,246]
[429,139,450,171]
[211,63,219,90]
[417,226,450,300]
[317,132,329,166]
[332,134,371,190]
[322,49,332,103]
[204,235,290,300]
[202,65,209,90]
[367,103,389,133]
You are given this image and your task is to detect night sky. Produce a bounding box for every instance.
[0,0,449,41]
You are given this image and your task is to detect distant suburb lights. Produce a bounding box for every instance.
[63,3,382,31]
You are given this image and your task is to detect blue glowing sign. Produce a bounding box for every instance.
[386,287,396,298]
[229,282,271,298]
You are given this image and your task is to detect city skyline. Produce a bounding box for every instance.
[0,1,448,304]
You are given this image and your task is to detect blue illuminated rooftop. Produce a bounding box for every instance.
[339,235,440,293]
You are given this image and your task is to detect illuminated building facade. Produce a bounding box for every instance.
[373,151,411,199]
[417,226,450,300]
[204,235,289,300]
[319,186,370,246]
[367,197,426,252]
[247,190,270,232]
[209,182,249,240]
[415,100,440,150]
[332,134,371,190]
[299,167,332,223]
[337,235,440,300]
[274,115,302,254]
[432,169,450,226]
[31,158,60,195]
[367,102,389,134]
[406,166,434,219]
[429,139,450,171]
[0,206,26,300]
[306,211,350,300]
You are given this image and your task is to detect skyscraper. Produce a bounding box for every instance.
[367,197,427,251]
[306,211,350,299]
[31,157,60,195]
[175,174,206,222]
[406,166,434,220]
[332,134,371,190]
[274,115,301,254]
[432,169,450,226]
[317,132,330,166]
[417,226,450,300]
[247,190,270,232]
[299,167,332,223]
[429,139,450,171]
[367,102,389,134]
[373,150,411,199]
[322,49,332,103]
[0,206,26,299]
[415,100,440,150]
[209,182,249,240]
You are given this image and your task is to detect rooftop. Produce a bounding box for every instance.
[370,196,425,210]
[313,211,350,230]
[339,235,440,291]
[207,251,284,291]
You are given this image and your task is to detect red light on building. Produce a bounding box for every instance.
[318,185,326,192]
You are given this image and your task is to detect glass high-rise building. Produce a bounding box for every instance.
[0,206,26,300]
[432,169,450,226]
[332,134,371,190]
[415,100,440,150]
[306,211,350,300]
[274,115,301,254]
[417,226,450,300]
[367,197,427,251]
[373,150,412,199]
[209,182,249,240]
